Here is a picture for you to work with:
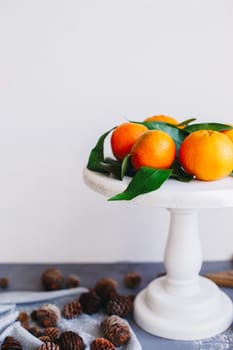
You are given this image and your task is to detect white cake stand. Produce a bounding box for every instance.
[83,167,233,340]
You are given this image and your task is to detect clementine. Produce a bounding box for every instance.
[179,130,233,181]
[144,115,178,125]
[111,122,148,160]
[130,130,176,170]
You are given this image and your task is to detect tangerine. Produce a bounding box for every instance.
[144,115,178,125]
[179,130,233,181]
[130,130,176,170]
[111,122,148,160]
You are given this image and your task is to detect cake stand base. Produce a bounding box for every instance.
[83,168,233,341]
[134,276,233,340]
[133,207,233,340]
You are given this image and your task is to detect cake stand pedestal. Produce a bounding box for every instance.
[83,168,233,340]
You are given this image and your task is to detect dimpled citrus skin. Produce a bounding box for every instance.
[179,130,233,181]
[144,115,178,125]
[130,130,176,170]
[111,122,148,160]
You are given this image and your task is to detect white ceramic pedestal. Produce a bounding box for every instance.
[83,168,233,340]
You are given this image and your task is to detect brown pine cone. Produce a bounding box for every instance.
[38,342,60,350]
[79,289,101,314]
[66,274,80,288]
[124,272,142,289]
[105,295,133,317]
[62,300,82,319]
[17,311,29,329]
[58,331,85,350]
[101,315,131,347]
[0,277,9,289]
[36,304,61,327]
[1,336,22,350]
[31,309,39,321]
[28,326,43,338]
[38,336,51,343]
[41,268,64,291]
[94,278,118,303]
[90,338,115,350]
[44,327,60,342]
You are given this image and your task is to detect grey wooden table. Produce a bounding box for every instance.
[0,261,232,349]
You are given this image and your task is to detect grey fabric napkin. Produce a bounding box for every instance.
[0,288,142,350]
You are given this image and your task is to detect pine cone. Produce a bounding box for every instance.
[94,278,118,303]
[90,338,115,350]
[1,336,22,350]
[105,295,133,317]
[66,274,80,288]
[62,300,82,319]
[28,326,43,338]
[31,309,39,321]
[17,311,29,329]
[38,342,60,350]
[79,289,101,314]
[0,277,9,289]
[124,272,142,289]
[36,304,61,327]
[44,327,60,342]
[41,268,64,291]
[39,336,51,343]
[101,315,131,347]
[58,331,85,350]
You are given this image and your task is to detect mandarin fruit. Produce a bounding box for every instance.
[130,130,176,170]
[179,130,233,181]
[144,115,178,125]
[111,122,147,160]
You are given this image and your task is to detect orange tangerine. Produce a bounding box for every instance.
[111,122,148,160]
[144,115,178,125]
[130,130,176,170]
[179,130,233,181]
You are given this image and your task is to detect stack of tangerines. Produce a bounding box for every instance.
[110,115,233,181]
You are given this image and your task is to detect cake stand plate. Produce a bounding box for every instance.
[83,168,233,340]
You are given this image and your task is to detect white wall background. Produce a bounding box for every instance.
[0,0,232,262]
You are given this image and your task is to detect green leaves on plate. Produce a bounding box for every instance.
[170,160,193,182]
[109,167,172,201]
[177,118,196,127]
[87,128,131,180]
[87,128,114,173]
[104,155,131,180]
[184,122,232,133]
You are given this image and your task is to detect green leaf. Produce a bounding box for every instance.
[171,160,193,182]
[101,157,122,179]
[124,157,136,178]
[108,167,172,201]
[121,154,131,179]
[143,121,189,152]
[87,128,114,173]
[177,118,196,127]
[230,171,233,177]
[103,155,131,180]
[184,123,233,133]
